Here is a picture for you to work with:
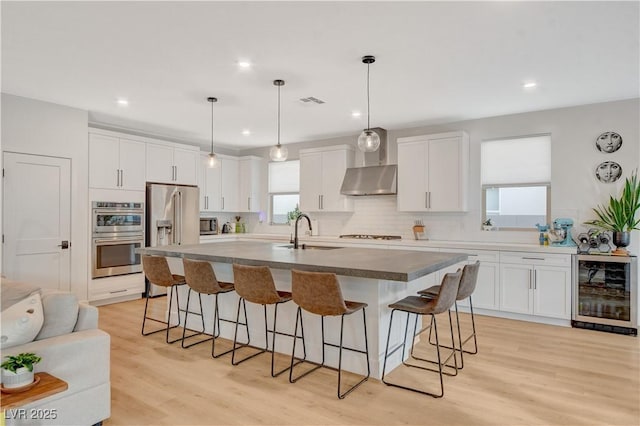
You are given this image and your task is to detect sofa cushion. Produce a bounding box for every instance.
[1,277,41,311]
[35,291,79,341]
[0,292,45,349]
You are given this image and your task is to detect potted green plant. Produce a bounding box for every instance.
[1,352,42,389]
[286,205,301,225]
[482,218,494,231]
[584,171,640,255]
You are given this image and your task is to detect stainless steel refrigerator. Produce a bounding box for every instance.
[145,183,200,296]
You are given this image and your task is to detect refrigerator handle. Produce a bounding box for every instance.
[171,191,179,244]
[177,191,183,244]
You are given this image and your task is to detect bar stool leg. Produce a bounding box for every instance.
[289,307,319,383]
[181,290,215,348]
[142,286,181,338]
[336,308,370,399]
[211,293,248,358]
[231,298,263,365]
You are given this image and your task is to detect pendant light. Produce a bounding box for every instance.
[207,97,219,168]
[269,79,288,162]
[357,55,380,152]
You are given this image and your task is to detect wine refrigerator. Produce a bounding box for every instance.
[573,254,637,336]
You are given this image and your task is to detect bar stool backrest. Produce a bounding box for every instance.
[291,269,347,316]
[142,255,176,287]
[457,261,480,301]
[183,258,224,293]
[233,264,281,304]
[431,269,462,315]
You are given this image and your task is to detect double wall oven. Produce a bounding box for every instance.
[92,201,144,279]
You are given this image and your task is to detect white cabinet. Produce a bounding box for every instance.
[499,252,571,319]
[220,156,239,212]
[146,143,198,185]
[238,156,263,213]
[198,154,222,211]
[197,154,239,212]
[397,131,469,212]
[439,249,500,310]
[89,133,146,191]
[299,145,354,212]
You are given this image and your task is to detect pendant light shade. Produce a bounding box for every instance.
[270,79,288,162]
[207,97,219,168]
[357,55,380,153]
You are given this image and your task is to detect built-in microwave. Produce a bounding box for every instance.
[200,217,218,235]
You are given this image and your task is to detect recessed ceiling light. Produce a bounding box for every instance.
[523,81,537,89]
[116,98,129,106]
[242,129,251,136]
[351,111,362,118]
[237,61,252,69]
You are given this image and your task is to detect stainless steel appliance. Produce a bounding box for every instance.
[573,254,637,335]
[199,217,218,235]
[146,183,199,296]
[92,201,144,279]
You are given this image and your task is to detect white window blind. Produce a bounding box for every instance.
[268,160,299,193]
[481,135,551,185]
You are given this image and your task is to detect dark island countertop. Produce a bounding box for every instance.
[136,241,468,282]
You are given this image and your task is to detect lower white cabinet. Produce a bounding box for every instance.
[499,255,571,319]
[89,273,144,303]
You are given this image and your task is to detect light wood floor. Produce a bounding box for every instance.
[100,298,639,425]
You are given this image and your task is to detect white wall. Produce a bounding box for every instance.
[1,93,89,299]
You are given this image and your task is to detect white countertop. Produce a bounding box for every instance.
[199,233,577,254]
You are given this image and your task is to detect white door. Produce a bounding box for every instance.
[89,133,120,190]
[3,152,71,291]
[220,157,238,211]
[533,266,572,319]
[428,136,461,211]
[173,148,198,185]
[499,263,533,314]
[118,138,146,191]
[299,152,322,212]
[397,141,427,211]
[321,150,352,212]
[146,144,174,183]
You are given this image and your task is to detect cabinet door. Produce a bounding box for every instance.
[118,138,146,191]
[198,156,207,210]
[468,262,499,310]
[299,152,322,212]
[239,158,262,212]
[427,136,462,211]
[173,148,198,185]
[146,144,174,183]
[320,150,353,212]
[533,266,571,319]
[499,264,533,314]
[206,160,222,211]
[89,134,120,189]
[220,157,238,211]
[397,141,427,211]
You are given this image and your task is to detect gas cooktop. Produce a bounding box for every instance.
[339,234,402,240]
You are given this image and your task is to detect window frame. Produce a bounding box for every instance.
[481,182,551,231]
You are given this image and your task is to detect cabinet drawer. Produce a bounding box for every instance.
[89,273,144,301]
[441,248,499,263]
[499,252,571,267]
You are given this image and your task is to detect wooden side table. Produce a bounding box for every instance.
[1,372,68,410]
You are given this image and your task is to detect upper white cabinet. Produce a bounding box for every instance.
[499,252,572,319]
[239,156,263,213]
[299,145,354,212]
[147,143,198,185]
[198,154,240,212]
[397,131,469,212]
[89,133,146,191]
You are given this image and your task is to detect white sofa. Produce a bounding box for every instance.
[1,284,110,426]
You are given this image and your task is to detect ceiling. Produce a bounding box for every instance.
[2,1,638,151]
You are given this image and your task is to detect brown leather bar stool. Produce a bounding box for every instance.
[418,261,480,369]
[289,269,370,399]
[231,264,303,377]
[141,255,188,344]
[381,269,462,398]
[182,258,248,357]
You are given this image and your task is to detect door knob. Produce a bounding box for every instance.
[58,241,70,249]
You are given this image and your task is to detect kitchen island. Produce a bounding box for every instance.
[137,241,467,378]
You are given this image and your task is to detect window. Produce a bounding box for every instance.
[268,160,300,225]
[481,135,551,230]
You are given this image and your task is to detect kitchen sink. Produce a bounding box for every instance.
[278,244,343,250]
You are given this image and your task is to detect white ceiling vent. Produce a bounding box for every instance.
[299,97,325,104]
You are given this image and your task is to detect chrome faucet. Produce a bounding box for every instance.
[294,213,312,249]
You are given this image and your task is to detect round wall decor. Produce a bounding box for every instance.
[595,131,622,153]
[595,161,622,183]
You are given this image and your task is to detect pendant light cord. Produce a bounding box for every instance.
[210,100,214,154]
[366,62,371,131]
[277,84,281,147]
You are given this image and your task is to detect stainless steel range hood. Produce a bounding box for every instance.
[340,128,397,196]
